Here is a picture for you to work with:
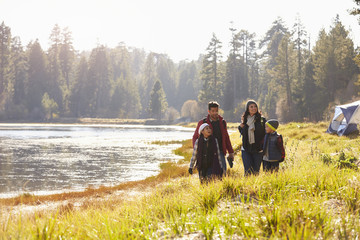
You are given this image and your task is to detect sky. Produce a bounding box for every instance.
[0,0,359,62]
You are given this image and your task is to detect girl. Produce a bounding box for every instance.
[188,123,224,183]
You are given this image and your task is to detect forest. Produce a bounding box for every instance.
[0,13,360,123]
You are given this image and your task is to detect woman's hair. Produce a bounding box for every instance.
[242,100,261,124]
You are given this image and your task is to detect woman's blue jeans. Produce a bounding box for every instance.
[241,150,262,176]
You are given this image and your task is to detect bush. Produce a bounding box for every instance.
[321,151,358,170]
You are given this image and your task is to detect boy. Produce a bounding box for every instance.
[189,123,224,183]
[262,119,285,172]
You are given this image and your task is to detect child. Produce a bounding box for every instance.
[188,123,224,183]
[262,119,285,172]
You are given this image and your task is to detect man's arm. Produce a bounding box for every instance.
[192,121,202,147]
[223,120,234,156]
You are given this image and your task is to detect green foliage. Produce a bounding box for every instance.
[198,33,223,105]
[149,80,168,120]
[321,150,358,170]
[0,15,360,122]
[41,92,59,120]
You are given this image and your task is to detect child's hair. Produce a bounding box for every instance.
[208,101,220,110]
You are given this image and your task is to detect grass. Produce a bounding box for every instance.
[2,121,360,239]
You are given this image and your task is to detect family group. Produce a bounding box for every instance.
[188,100,285,183]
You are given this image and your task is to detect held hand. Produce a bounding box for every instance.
[188,168,193,175]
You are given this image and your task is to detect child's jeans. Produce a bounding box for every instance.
[263,161,279,172]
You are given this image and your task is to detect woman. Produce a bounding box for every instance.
[238,100,266,176]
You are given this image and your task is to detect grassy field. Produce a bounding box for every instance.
[2,122,360,239]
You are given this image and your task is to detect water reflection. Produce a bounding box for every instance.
[0,124,193,198]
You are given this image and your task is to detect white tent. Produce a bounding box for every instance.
[326,100,360,136]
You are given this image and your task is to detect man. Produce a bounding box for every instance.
[192,101,234,174]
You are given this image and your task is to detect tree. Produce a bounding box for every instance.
[47,24,63,112]
[313,16,358,103]
[110,45,141,118]
[149,80,168,120]
[0,22,11,108]
[26,40,48,119]
[11,37,27,106]
[259,18,289,118]
[181,99,200,121]
[350,0,360,23]
[176,60,199,110]
[59,27,75,114]
[156,55,177,108]
[198,33,223,105]
[223,25,241,113]
[291,15,309,119]
[140,53,158,117]
[59,27,74,89]
[87,45,111,116]
[42,92,58,120]
[69,56,89,117]
[271,34,297,121]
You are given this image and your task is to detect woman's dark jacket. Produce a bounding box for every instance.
[238,116,266,153]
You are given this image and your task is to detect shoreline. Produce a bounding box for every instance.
[0,120,237,206]
[0,139,193,207]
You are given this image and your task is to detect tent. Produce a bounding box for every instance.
[326,100,360,136]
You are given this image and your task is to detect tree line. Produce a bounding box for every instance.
[0,13,360,123]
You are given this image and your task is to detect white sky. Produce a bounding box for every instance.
[0,0,359,62]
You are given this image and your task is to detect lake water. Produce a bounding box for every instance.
[0,124,194,198]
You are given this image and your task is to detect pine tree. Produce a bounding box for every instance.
[0,22,11,108]
[11,37,27,106]
[69,56,88,117]
[149,80,168,120]
[87,45,111,117]
[176,60,199,110]
[271,34,297,121]
[156,55,177,108]
[313,16,358,104]
[259,18,289,118]
[26,40,48,119]
[110,45,141,118]
[47,24,63,112]
[223,25,241,113]
[198,33,223,106]
[140,53,158,117]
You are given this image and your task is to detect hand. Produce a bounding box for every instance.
[188,168,193,175]
[227,157,234,168]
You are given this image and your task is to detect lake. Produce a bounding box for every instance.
[0,124,194,198]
